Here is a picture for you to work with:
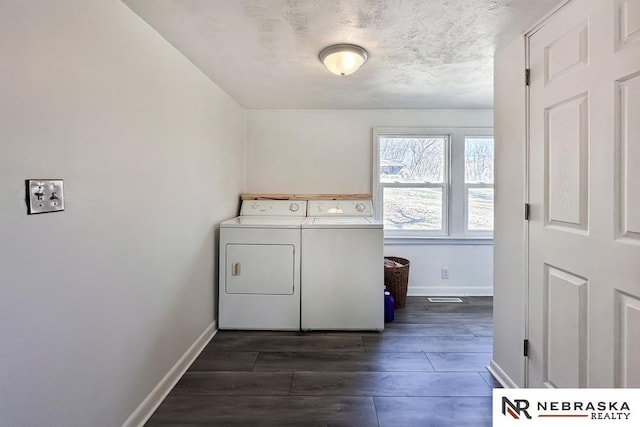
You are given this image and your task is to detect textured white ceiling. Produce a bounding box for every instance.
[123,0,560,109]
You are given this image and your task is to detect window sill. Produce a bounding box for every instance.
[384,236,493,246]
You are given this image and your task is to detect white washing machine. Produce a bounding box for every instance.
[218,200,306,330]
[301,200,384,331]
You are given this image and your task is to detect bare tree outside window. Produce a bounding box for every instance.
[380,137,446,231]
[465,138,494,183]
[380,137,444,183]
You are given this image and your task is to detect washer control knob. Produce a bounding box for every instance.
[289,203,300,212]
[355,202,366,212]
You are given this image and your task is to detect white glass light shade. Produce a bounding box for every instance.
[319,44,368,76]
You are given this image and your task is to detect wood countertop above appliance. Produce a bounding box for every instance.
[241,193,371,201]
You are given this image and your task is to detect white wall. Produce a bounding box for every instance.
[246,110,494,295]
[384,242,493,296]
[491,36,527,387]
[0,1,245,426]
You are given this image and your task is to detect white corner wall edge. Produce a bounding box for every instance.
[122,322,217,427]
[488,360,519,389]
[408,286,493,296]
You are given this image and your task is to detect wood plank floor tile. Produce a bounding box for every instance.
[205,334,364,352]
[374,396,492,427]
[381,323,473,337]
[363,335,493,353]
[145,395,378,426]
[392,312,493,324]
[465,323,493,337]
[215,330,324,337]
[291,371,491,397]
[479,371,502,388]
[394,298,429,310]
[425,352,492,372]
[172,372,292,396]
[187,351,258,372]
[318,331,384,338]
[254,351,434,372]
[463,296,494,305]
[423,304,493,314]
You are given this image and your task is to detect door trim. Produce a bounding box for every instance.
[522,0,576,388]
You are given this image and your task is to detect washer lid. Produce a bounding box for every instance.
[303,216,382,229]
[221,216,306,228]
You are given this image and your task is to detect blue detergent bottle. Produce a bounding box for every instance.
[384,290,395,323]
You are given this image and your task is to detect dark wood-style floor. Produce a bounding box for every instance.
[146,296,498,426]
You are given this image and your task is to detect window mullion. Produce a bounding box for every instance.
[381,182,443,189]
[465,183,493,189]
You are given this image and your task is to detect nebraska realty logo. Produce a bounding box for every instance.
[493,389,637,426]
[502,397,532,419]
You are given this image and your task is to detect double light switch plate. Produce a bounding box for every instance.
[26,179,64,214]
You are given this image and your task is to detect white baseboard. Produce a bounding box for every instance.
[407,286,493,296]
[488,359,519,388]
[122,321,217,427]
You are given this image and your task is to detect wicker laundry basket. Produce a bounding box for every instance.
[384,257,410,309]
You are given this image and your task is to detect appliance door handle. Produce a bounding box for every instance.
[231,262,241,276]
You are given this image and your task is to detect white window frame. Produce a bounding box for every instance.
[463,135,495,236]
[373,127,493,241]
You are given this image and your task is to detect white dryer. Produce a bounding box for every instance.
[301,200,384,331]
[219,200,306,330]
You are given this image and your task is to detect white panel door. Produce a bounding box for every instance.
[528,0,640,387]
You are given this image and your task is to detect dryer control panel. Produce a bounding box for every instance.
[240,200,307,216]
[307,200,373,217]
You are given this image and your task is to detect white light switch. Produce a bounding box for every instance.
[27,179,64,214]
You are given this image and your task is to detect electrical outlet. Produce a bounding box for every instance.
[26,179,64,214]
[441,268,449,279]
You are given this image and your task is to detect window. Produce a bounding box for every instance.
[465,137,494,232]
[373,128,494,239]
[379,136,448,233]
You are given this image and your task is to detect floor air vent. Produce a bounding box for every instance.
[428,297,463,303]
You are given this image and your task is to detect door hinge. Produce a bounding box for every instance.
[523,339,529,357]
[525,203,530,220]
[525,68,531,86]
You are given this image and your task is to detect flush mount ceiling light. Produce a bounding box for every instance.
[319,44,368,76]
